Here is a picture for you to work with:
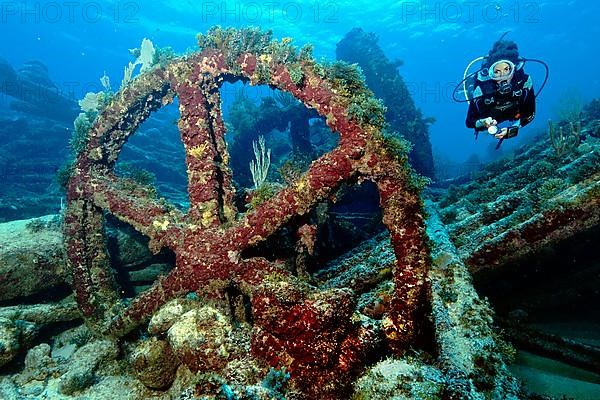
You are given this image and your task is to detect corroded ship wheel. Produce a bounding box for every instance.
[64,28,429,353]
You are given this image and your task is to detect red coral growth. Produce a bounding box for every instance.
[238,53,257,75]
[251,284,365,398]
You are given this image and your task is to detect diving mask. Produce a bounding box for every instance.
[490,59,515,95]
[489,59,515,81]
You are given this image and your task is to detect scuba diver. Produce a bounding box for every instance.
[455,34,548,148]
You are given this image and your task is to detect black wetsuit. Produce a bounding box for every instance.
[466,68,536,132]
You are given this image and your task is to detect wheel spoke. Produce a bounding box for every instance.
[64,199,118,319]
[227,144,362,248]
[203,78,238,225]
[85,70,173,167]
[84,170,184,251]
[174,78,236,227]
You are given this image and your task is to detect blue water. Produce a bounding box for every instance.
[1,0,597,167]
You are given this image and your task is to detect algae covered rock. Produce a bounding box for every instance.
[0,377,19,400]
[58,339,119,395]
[0,216,67,301]
[148,298,202,335]
[352,358,444,400]
[14,343,59,388]
[167,306,235,373]
[23,343,55,379]
[129,337,179,389]
[0,317,20,367]
[0,317,41,369]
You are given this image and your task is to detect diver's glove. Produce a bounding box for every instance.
[475,117,496,130]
